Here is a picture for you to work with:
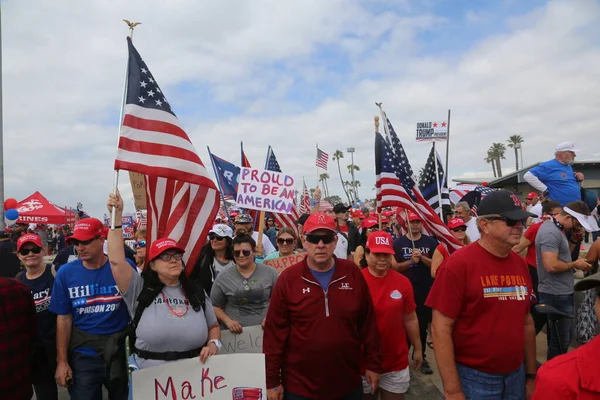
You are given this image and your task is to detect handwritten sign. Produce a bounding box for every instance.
[129,172,147,211]
[263,253,305,274]
[236,167,295,214]
[416,121,448,142]
[132,353,266,400]
[220,325,263,354]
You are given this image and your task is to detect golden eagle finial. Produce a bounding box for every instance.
[123,20,142,31]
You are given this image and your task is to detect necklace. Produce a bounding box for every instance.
[161,290,189,318]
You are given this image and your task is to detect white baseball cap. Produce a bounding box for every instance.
[564,206,600,233]
[555,141,579,153]
[209,224,233,239]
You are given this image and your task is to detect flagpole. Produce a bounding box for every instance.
[405,209,416,250]
[445,109,451,182]
[0,8,5,231]
[433,142,444,220]
[111,20,140,229]
[207,146,233,228]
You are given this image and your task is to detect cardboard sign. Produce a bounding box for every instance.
[220,325,264,354]
[416,121,448,141]
[132,353,266,400]
[236,167,295,214]
[263,253,305,274]
[129,172,147,211]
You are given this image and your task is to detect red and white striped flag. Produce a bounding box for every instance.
[114,37,219,273]
[299,179,310,214]
[316,147,329,170]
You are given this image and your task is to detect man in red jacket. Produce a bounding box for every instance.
[532,270,600,399]
[264,212,381,400]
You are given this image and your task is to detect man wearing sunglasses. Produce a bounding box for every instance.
[427,190,538,399]
[264,212,381,400]
[535,200,597,361]
[233,214,276,258]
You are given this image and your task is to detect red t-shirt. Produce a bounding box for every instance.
[425,242,532,374]
[436,244,450,260]
[524,222,543,267]
[361,268,416,372]
[338,224,349,234]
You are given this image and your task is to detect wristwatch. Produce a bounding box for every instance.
[208,339,222,352]
[525,373,536,381]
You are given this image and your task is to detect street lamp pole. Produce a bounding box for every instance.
[347,147,357,203]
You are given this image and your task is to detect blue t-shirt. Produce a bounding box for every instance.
[309,265,336,289]
[50,258,135,354]
[393,234,438,293]
[20,264,56,341]
[529,159,580,206]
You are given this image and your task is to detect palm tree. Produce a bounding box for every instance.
[333,150,351,204]
[344,181,356,203]
[319,173,330,198]
[485,151,497,178]
[507,135,524,171]
[347,164,360,201]
[490,143,507,177]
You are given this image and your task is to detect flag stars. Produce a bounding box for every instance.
[147,90,155,97]
[156,88,161,94]
[148,77,154,83]
[140,81,147,88]
[155,99,163,107]
[141,67,148,74]
[138,96,146,104]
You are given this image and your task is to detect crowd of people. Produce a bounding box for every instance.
[1,141,600,400]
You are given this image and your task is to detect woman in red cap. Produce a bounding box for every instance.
[106,192,221,371]
[430,218,471,278]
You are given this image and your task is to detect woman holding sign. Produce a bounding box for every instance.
[210,231,279,333]
[263,227,299,261]
[106,192,222,371]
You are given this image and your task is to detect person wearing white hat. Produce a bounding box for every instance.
[524,141,584,206]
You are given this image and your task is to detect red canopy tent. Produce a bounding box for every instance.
[15,191,77,224]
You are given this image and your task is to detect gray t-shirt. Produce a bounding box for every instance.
[210,263,278,327]
[535,220,574,295]
[213,258,235,277]
[123,272,218,370]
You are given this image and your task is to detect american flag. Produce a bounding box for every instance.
[114,38,219,273]
[316,148,329,170]
[240,142,259,227]
[418,145,450,216]
[265,146,300,230]
[376,111,462,252]
[299,178,310,214]
[449,184,495,216]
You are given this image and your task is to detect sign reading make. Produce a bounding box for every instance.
[237,167,295,214]
[416,121,448,142]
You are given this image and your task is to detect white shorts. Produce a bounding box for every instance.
[362,367,410,394]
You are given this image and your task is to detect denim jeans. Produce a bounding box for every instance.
[68,352,128,400]
[538,292,574,360]
[457,363,525,400]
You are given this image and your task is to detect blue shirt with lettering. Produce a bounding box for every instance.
[50,258,135,354]
[393,235,438,293]
[529,159,580,206]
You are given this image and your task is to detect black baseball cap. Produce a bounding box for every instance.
[333,203,351,214]
[477,190,536,220]
[0,231,8,239]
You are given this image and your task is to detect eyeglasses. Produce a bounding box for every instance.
[19,247,42,256]
[451,227,467,232]
[484,216,527,227]
[158,252,184,262]
[208,234,225,241]
[305,234,336,244]
[366,226,378,231]
[233,249,253,258]
[71,237,99,246]
[134,240,146,248]
[277,238,295,245]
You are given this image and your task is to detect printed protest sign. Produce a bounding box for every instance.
[236,167,295,214]
[132,353,266,400]
[220,325,264,354]
[416,121,448,141]
[103,216,136,239]
[263,253,305,274]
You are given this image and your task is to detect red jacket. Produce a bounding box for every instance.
[264,257,381,399]
[532,335,600,399]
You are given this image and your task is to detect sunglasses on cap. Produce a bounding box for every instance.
[157,252,184,262]
[71,237,100,246]
[233,249,253,258]
[19,247,42,256]
[305,234,336,245]
[366,226,379,231]
[208,234,225,241]
[134,240,146,248]
[484,216,527,227]
[276,238,295,245]
[451,227,467,232]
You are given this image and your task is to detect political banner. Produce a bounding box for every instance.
[132,353,266,400]
[211,154,240,198]
[236,167,295,214]
[103,216,135,239]
[220,325,264,354]
[263,253,305,274]
[416,121,448,142]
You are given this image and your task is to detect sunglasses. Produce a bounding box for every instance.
[208,234,225,241]
[71,237,99,246]
[233,249,253,258]
[158,252,184,262]
[134,240,146,248]
[305,234,336,245]
[277,238,295,245]
[366,226,378,231]
[19,247,42,256]
[451,227,467,232]
[484,216,527,227]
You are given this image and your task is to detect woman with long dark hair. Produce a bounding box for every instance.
[190,224,235,295]
[353,218,379,268]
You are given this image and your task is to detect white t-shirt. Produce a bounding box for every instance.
[465,217,480,241]
[251,231,276,256]
[334,232,349,259]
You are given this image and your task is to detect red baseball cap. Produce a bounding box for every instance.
[352,210,365,219]
[17,234,43,251]
[362,218,378,229]
[303,213,336,234]
[68,218,104,242]
[382,210,394,217]
[366,231,395,254]
[148,238,185,261]
[527,192,538,199]
[447,218,467,230]
[407,211,422,222]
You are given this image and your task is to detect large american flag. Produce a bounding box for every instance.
[114,37,219,273]
[418,145,450,216]
[299,178,310,214]
[376,111,462,252]
[316,148,329,170]
[265,146,300,230]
